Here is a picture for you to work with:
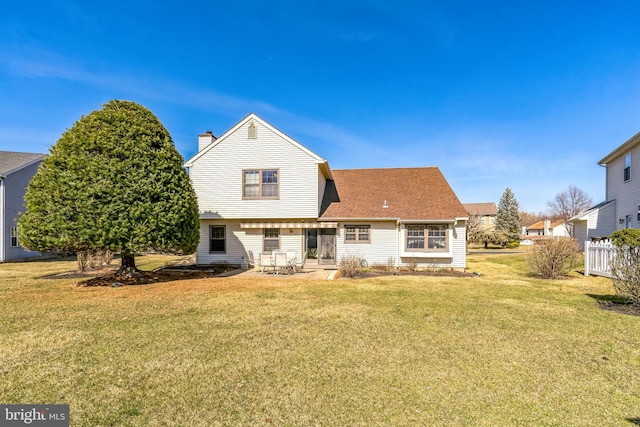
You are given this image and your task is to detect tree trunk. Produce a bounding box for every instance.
[121,253,136,270]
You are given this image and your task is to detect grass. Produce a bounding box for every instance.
[1,254,639,426]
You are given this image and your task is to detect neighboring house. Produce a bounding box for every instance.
[0,151,46,262]
[184,113,468,269]
[462,202,497,231]
[523,219,569,239]
[569,200,616,250]
[595,130,640,231]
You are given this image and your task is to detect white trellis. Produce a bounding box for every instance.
[584,241,614,278]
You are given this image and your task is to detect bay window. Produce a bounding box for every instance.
[406,225,448,251]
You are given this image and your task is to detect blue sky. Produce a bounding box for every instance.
[1,1,639,213]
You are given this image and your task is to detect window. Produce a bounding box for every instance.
[428,225,447,249]
[243,169,278,199]
[406,225,448,251]
[624,153,631,181]
[344,225,370,243]
[10,227,18,247]
[209,226,226,253]
[407,225,425,249]
[264,228,280,252]
[637,205,640,222]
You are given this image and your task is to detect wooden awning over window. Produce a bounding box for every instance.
[240,222,337,229]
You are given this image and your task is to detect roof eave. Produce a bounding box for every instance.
[319,217,401,222]
[318,160,333,180]
[1,155,46,177]
[598,130,640,165]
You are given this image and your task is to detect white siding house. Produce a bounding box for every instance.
[569,201,616,250]
[598,131,640,231]
[185,114,468,270]
[523,219,570,238]
[185,114,332,266]
[571,130,640,250]
[0,152,46,262]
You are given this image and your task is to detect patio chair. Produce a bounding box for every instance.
[274,251,290,275]
[295,252,307,272]
[285,250,297,273]
[259,252,273,274]
[247,250,255,268]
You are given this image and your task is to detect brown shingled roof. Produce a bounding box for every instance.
[526,219,564,231]
[462,202,497,216]
[319,167,467,220]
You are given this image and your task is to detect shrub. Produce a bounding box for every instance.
[339,253,366,278]
[404,257,418,272]
[609,229,640,304]
[527,238,580,279]
[489,230,511,248]
[371,258,401,274]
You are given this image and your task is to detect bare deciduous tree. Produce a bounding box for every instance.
[546,185,593,236]
[519,210,546,229]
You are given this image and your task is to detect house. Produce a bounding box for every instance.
[462,202,497,230]
[184,113,468,269]
[569,201,616,249]
[570,130,640,248]
[0,151,46,262]
[523,219,569,239]
[596,130,640,231]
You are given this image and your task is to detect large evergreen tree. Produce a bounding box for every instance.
[495,187,521,244]
[18,100,200,270]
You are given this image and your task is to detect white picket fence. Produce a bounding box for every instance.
[584,241,614,278]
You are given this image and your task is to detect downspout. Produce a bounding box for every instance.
[396,220,401,267]
[0,177,5,262]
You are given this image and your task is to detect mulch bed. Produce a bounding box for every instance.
[80,270,225,287]
[597,301,640,317]
[346,269,478,279]
[43,265,237,287]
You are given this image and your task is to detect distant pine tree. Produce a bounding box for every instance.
[19,100,200,270]
[495,187,521,245]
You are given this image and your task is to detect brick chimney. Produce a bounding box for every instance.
[198,130,216,152]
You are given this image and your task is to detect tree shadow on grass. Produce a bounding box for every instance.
[587,294,640,317]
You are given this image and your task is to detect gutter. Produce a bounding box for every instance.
[320,217,401,222]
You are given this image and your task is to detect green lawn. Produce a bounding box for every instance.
[1,254,639,426]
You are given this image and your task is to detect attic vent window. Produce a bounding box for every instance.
[248,122,257,139]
